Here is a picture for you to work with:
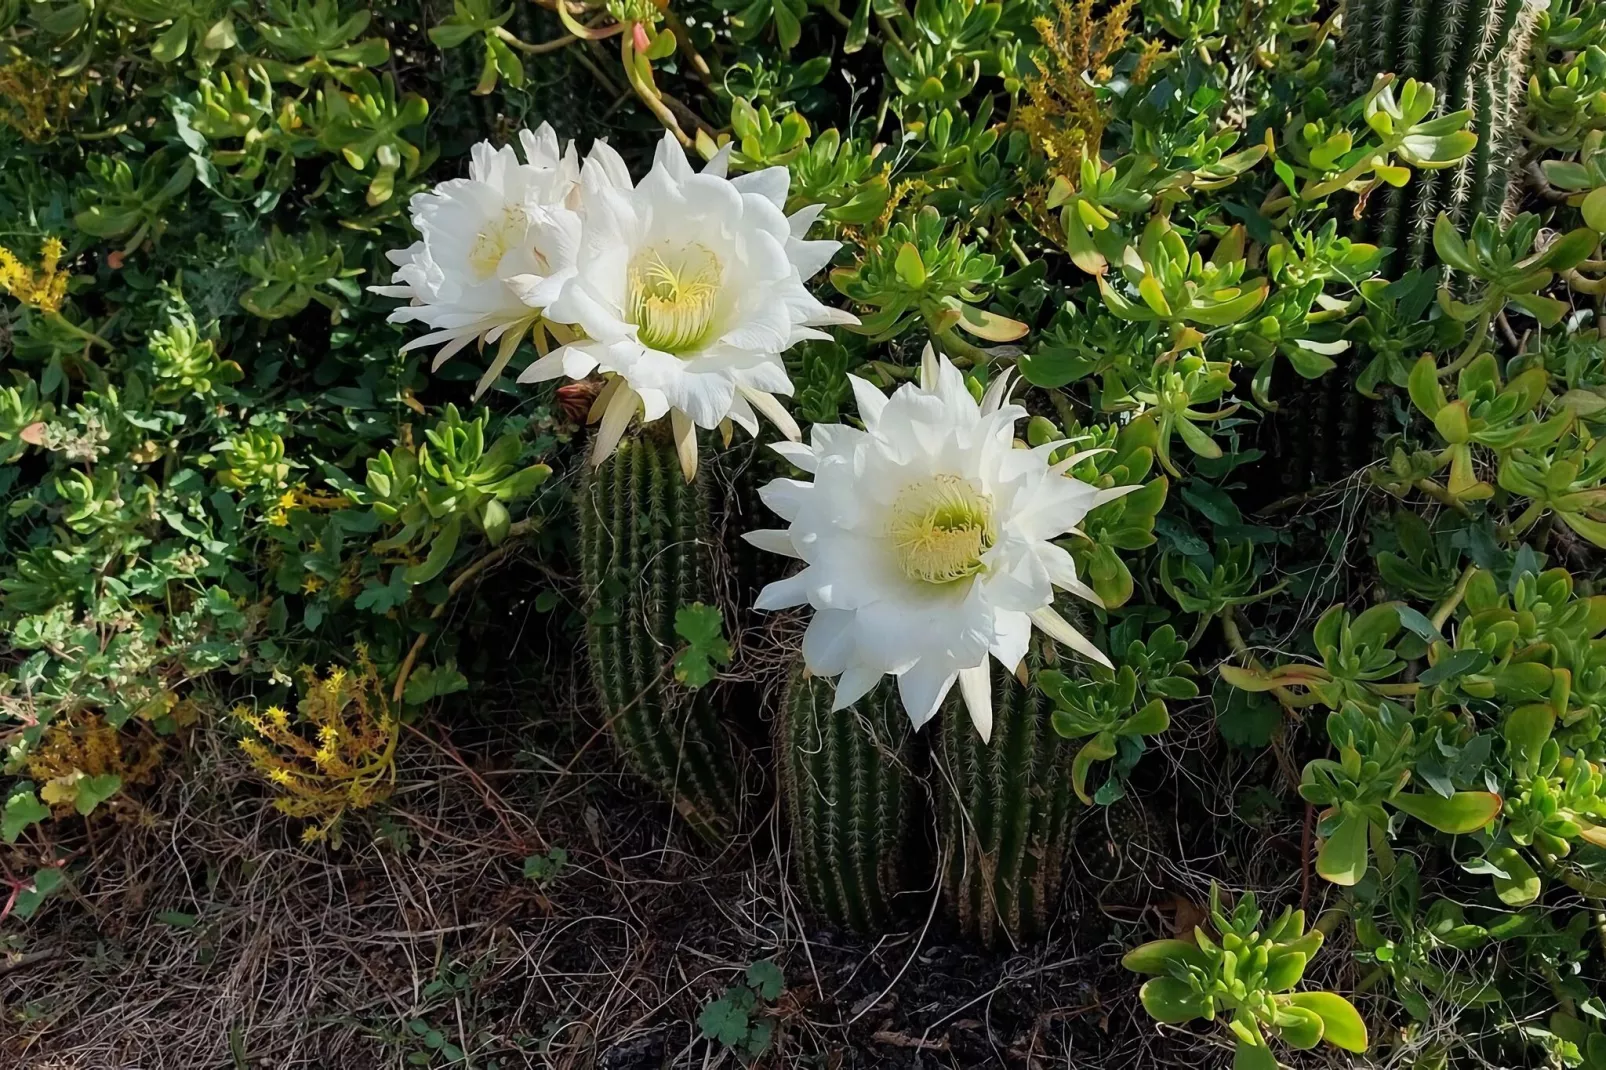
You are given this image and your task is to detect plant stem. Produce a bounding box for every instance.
[620,31,690,146]
[494,25,597,55]
[1438,310,1491,376]
[48,312,112,351]
[876,13,915,62]
[1430,564,1477,630]
[1412,478,1472,515]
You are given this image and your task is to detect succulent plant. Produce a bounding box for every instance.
[579,431,752,843]
[1340,0,1545,271]
[778,668,926,932]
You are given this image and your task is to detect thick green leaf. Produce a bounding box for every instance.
[1233,1036,1279,1070]
[1287,991,1369,1052]
[1317,812,1370,886]
[1122,939,1210,974]
[1503,703,1555,772]
[404,514,461,585]
[1274,1003,1325,1049]
[1487,846,1542,906]
[1261,950,1307,992]
[1390,790,1502,834]
[1139,977,1210,1024]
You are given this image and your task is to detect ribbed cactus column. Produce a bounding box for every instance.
[579,430,747,842]
[1341,0,1542,270]
[779,668,929,931]
[936,640,1079,948]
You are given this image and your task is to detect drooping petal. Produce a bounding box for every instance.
[741,528,801,558]
[769,440,817,472]
[732,166,790,208]
[758,477,813,522]
[1029,606,1114,669]
[670,408,699,482]
[755,570,814,611]
[897,661,959,730]
[958,664,993,743]
[831,660,885,712]
[740,386,801,441]
[590,382,641,468]
[847,374,888,427]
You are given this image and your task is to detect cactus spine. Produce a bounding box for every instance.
[1342,0,1542,270]
[779,668,928,931]
[936,639,1079,948]
[579,431,747,842]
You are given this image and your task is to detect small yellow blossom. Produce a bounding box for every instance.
[25,712,164,816]
[0,57,83,142]
[1017,0,1136,184]
[232,649,398,847]
[0,237,69,314]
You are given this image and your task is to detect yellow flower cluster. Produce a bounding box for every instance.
[0,237,68,314]
[1016,0,1138,181]
[0,57,82,142]
[264,485,351,528]
[233,648,399,845]
[26,713,164,814]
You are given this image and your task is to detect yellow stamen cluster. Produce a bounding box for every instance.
[468,204,530,280]
[0,237,68,314]
[889,475,996,586]
[627,243,723,354]
[1017,0,1137,180]
[232,647,398,846]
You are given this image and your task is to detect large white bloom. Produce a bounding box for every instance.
[746,347,1133,742]
[373,123,588,398]
[519,129,856,479]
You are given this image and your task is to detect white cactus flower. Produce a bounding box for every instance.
[519,129,855,479]
[372,123,584,398]
[745,346,1132,742]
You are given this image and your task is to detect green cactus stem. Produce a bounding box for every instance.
[1342,0,1543,271]
[936,639,1080,948]
[779,667,929,932]
[578,430,749,842]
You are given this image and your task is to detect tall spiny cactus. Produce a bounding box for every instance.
[1342,0,1543,271]
[579,431,748,842]
[935,635,1080,948]
[779,667,929,931]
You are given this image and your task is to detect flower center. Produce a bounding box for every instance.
[468,204,529,281]
[626,243,723,354]
[888,475,995,586]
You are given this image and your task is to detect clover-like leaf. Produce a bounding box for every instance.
[673,603,732,689]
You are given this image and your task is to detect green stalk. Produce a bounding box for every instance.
[779,668,929,931]
[936,636,1079,948]
[578,430,749,843]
